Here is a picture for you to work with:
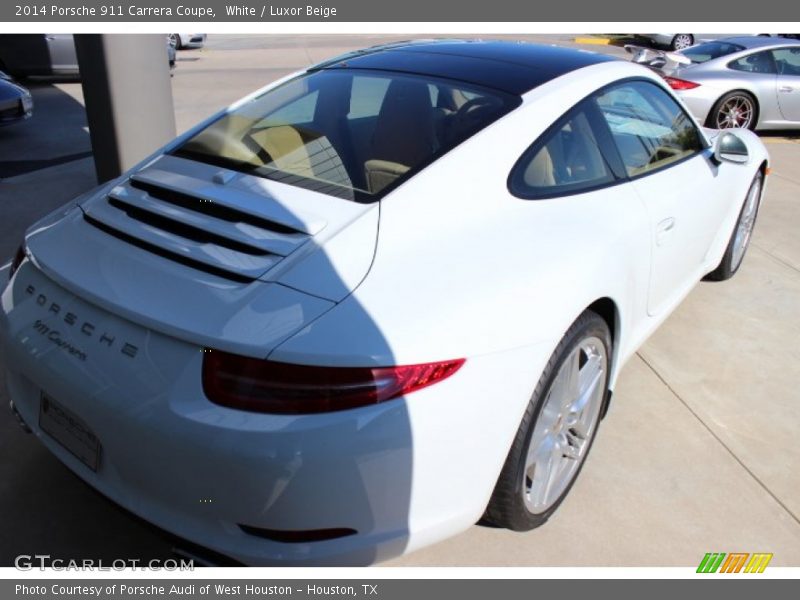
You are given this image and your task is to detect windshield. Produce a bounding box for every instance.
[174,69,519,202]
[681,41,745,64]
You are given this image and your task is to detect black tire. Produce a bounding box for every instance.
[482,310,612,531]
[670,34,694,50]
[705,171,764,281]
[169,34,182,50]
[707,91,759,131]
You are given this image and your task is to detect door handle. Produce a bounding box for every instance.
[779,86,795,93]
[656,218,675,246]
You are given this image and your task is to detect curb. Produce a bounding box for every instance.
[573,37,613,45]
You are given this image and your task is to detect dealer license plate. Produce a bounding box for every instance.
[39,393,101,472]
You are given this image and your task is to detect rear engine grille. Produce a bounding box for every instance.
[81,177,312,282]
[83,213,255,284]
[107,198,269,256]
[129,179,300,235]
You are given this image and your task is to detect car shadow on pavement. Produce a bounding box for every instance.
[0,80,92,174]
[0,81,97,261]
[759,130,800,142]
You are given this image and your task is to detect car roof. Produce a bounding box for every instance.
[701,35,800,49]
[309,39,619,95]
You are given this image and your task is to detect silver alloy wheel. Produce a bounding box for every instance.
[168,34,180,49]
[731,175,762,270]
[672,34,694,50]
[523,336,607,514]
[716,95,755,129]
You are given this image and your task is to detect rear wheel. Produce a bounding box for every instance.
[670,34,694,50]
[705,171,763,281]
[483,311,611,530]
[708,91,758,130]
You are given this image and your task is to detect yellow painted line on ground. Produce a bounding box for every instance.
[573,37,612,45]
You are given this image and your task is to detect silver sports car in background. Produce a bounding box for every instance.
[630,36,800,130]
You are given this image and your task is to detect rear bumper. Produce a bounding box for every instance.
[676,90,717,127]
[1,261,549,565]
[637,34,674,46]
[0,263,413,565]
[0,97,32,126]
[181,34,206,48]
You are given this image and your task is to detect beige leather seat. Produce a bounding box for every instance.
[248,125,312,175]
[523,146,556,187]
[365,79,437,193]
[364,159,410,195]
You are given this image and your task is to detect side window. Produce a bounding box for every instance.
[595,80,704,178]
[772,47,800,76]
[729,51,776,74]
[510,104,617,198]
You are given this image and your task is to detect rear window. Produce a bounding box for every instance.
[682,41,745,64]
[174,69,519,202]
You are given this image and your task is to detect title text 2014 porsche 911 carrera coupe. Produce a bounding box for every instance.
[0,41,768,565]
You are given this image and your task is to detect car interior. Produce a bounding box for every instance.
[522,112,610,189]
[731,51,778,73]
[176,71,510,198]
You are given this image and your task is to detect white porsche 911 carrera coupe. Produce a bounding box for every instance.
[0,40,768,565]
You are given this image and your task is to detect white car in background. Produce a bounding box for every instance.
[635,33,747,51]
[168,33,207,50]
[637,33,697,51]
[0,41,768,565]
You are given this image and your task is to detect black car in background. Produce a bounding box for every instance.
[0,34,176,77]
[0,71,32,126]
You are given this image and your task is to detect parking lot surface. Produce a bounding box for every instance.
[0,34,798,567]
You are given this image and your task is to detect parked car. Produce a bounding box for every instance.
[634,33,750,52]
[760,34,800,41]
[168,33,207,50]
[0,70,32,126]
[636,33,697,51]
[0,34,176,77]
[630,36,800,130]
[0,40,768,566]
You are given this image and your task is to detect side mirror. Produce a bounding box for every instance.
[713,131,750,165]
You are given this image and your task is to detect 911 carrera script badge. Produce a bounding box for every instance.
[25,284,139,360]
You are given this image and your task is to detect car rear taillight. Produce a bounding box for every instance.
[202,350,465,414]
[663,76,700,90]
[9,244,25,280]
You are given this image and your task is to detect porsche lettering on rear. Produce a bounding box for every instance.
[24,284,139,359]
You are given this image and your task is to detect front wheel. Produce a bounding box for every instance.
[483,311,611,531]
[168,34,182,50]
[705,171,764,281]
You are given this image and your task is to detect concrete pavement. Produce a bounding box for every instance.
[0,34,798,567]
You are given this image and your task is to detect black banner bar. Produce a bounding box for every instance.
[3,0,800,22]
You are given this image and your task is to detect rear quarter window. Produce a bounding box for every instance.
[509,101,620,199]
